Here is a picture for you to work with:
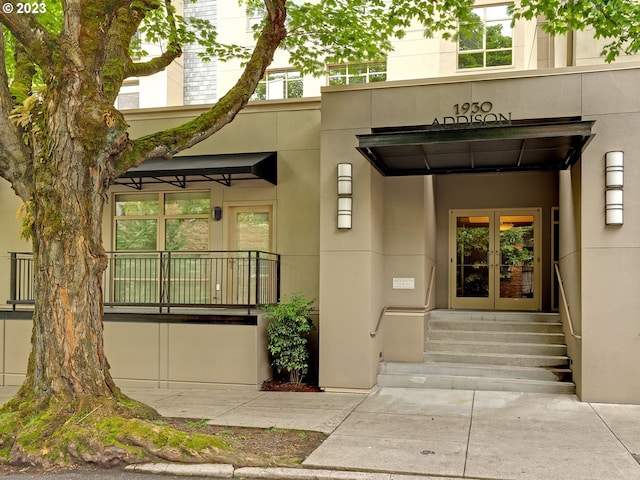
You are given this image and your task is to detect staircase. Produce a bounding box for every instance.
[378,310,575,394]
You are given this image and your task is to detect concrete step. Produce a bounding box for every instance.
[377,372,576,394]
[428,320,564,333]
[424,350,570,368]
[426,339,567,356]
[377,310,573,395]
[428,329,566,344]
[380,361,573,382]
[429,310,561,323]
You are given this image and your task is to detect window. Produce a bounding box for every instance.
[115,191,211,251]
[247,6,266,31]
[328,61,387,86]
[253,69,303,100]
[115,80,140,110]
[458,4,513,69]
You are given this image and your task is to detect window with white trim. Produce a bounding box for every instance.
[327,61,387,86]
[247,6,266,31]
[253,69,303,100]
[458,4,513,69]
[115,80,140,110]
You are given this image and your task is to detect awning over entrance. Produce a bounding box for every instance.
[115,152,278,189]
[356,119,594,176]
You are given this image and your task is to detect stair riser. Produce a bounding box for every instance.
[429,321,563,333]
[428,330,566,344]
[429,312,561,323]
[426,341,567,356]
[424,352,569,368]
[377,374,576,394]
[380,363,573,382]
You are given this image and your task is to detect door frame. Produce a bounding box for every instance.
[448,208,542,311]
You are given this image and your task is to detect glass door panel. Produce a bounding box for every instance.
[227,205,273,305]
[456,215,491,299]
[495,212,539,310]
[450,211,494,310]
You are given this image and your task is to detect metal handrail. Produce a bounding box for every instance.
[370,265,436,337]
[554,263,582,341]
[7,250,281,313]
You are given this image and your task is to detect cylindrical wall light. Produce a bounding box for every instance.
[605,151,624,226]
[337,163,353,229]
[605,151,624,188]
[337,162,353,195]
[337,196,352,229]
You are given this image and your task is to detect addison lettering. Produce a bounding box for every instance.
[431,101,512,128]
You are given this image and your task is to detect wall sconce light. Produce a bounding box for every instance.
[337,163,353,229]
[337,196,352,229]
[605,151,624,226]
[337,162,353,195]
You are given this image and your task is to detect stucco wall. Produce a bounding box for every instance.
[319,64,640,402]
[0,314,271,389]
[578,69,640,403]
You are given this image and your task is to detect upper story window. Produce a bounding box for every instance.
[115,80,140,110]
[458,4,513,69]
[253,69,303,100]
[328,61,387,86]
[247,6,266,31]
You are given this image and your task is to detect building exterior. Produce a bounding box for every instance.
[1,4,640,404]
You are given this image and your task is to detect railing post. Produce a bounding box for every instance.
[165,251,172,314]
[255,251,261,308]
[276,253,281,303]
[10,252,17,311]
[247,252,252,314]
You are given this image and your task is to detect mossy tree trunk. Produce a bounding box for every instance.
[0,0,286,466]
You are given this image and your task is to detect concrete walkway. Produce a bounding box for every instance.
[1,386,640,479]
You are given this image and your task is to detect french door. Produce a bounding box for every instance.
[449,208,541,311]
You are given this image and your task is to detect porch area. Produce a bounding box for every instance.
[2,250,281,389]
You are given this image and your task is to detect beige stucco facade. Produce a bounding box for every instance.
[1,64,639,403]
[318,64,640,403]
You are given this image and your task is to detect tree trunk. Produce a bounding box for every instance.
[26,182,113,400]
[15,75,132,409]
[0,0,288,466]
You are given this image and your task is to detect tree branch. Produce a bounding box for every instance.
[118,0,287,174]
[128,46,182,78]
[128,0,182,78]
[0,32,33,200]
[0,7,53,69]
[10,43,36,103]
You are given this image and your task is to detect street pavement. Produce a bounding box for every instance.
[1,386,640,479]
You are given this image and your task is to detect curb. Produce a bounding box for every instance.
[125,463,455,479]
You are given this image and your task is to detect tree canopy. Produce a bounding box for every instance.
[514,0,640,62]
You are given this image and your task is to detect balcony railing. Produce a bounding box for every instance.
[8,250,280,313]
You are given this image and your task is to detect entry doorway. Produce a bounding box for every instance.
[225,204,274,305]
[449,208,541,311]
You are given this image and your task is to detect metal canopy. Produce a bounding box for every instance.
[115,152,277,189]
[356,119,595,176]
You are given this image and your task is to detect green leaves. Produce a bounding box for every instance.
[264,293,314,384]
[513,0,640,62]
[278,0,476,75]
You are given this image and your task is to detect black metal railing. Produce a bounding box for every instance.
[8,250,280,313]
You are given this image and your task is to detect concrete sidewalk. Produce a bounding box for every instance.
[1,386,640,479]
